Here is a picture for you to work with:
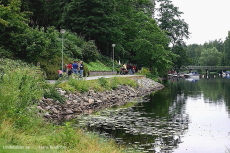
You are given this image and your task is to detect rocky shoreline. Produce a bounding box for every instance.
[37,77,164,122]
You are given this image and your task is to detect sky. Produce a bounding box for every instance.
[172,0,230,45]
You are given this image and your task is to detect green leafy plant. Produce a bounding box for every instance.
[43,84,66,103]
[84,60,112,71]
[59,122,79,148]
[83,64,90,77]
[67,78,89,93]
[109,77,119,90]
[0,58,45,129]
[97,77,109,88]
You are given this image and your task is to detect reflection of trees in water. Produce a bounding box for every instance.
[197,76,230,115]
[80,87,190,152]
[77,76,230,152]
[168,76,230,115]
[200,77,224,102]
[79,100,189,152]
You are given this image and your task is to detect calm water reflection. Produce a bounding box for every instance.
[168,75,230,153]
[77,75,230,153]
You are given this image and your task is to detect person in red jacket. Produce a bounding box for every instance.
[57,70,63,77]
[66,62,73,76]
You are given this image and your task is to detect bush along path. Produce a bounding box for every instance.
[38,77,164,123]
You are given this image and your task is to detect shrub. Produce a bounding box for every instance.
[109,77,119,90]
[43,84,66,103]
[139,68,160,82]
[0,58,45,128]
[83,64,90,77]
[114,77,138,88]
[38,55,71,80]
[82,40,99,63]
[0,47,12,58]
[67,78,89,93]
[97,54,120,70]
[97,77,109,88]
[55,76,138,93]
[56,82,76,92]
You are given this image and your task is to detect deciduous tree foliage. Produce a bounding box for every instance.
[199,47,222,66]
[61,0,119,56]
[113,0,155,61]
[0,0,197,76]
[0,0,99,65]
[0,0,29,57]
[155,0,189,46]
[171,41,188,69]
[186,44,202,65]
[223,32,230,65]
[20,0,65,27]
[187,38,230,66]
[154,0,190,69]
[128,14,175,75]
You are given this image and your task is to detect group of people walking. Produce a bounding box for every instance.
[58,61,84,77]
[121,64,138,75]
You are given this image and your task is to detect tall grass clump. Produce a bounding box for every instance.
[68,78,90,93]
[114,77,138,88]
[57,76,138,93]
[141,68,161,82]
[43,83,66,103]
[97,77,109,88]
[0,58,45,128]
[0,59,127,153]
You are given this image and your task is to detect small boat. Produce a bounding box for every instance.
[184,71,200,78]
[168,72,177,77]
[168,70,177,77]
[168,72,185,78]
[185,78,199,82]
[222,71,230,76]
[178,72,185,78]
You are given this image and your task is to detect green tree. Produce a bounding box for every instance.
[154,0,190,47]
[199,47,222,66]
[0,0,30,57]
[203,39,224,51]
[222,31,230,65]
[129,15,175,75]
[113,0,156,62]
[81,40,99,63]
[61,0,120,56]
[20,0,66,28]
[4,26,61,62]
[186,44,203,65]
[154,0,190,69]
[172,41,188,69]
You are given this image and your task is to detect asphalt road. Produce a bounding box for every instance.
[46,74,142,84]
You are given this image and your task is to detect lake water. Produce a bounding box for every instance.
[76,74,230,153]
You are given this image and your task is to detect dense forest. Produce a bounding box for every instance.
[0,0,229,79]
[186,34,230,66]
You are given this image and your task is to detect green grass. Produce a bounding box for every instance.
[84,60,112,71]
[0,119,125,153]
[0,58,133,153]
[56,76,138,93]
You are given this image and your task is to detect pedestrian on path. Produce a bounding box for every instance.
[79,61,84,77]
[66,62,73,77]
[72,61,79,76]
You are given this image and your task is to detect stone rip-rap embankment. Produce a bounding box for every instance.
[37,77,164,122]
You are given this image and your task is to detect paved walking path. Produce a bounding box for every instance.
[47,74,143,84]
